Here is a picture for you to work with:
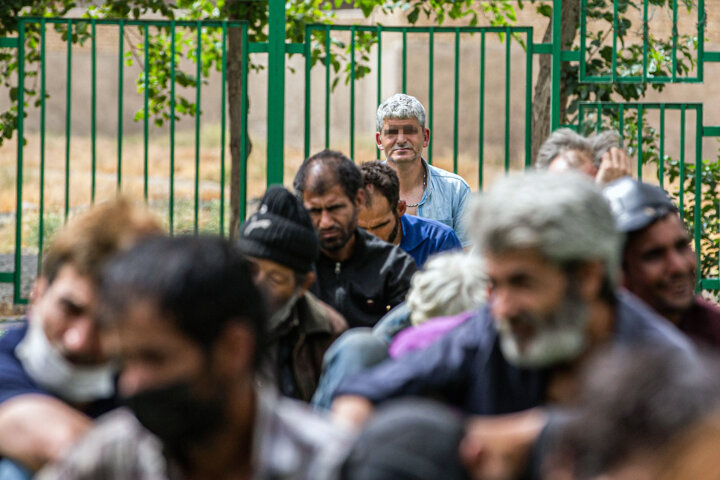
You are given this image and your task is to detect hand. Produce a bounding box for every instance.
[331,395,374,429]
[459,409,547,480]
[595,147,632,185]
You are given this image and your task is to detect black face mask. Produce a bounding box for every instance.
[124,382,225,455]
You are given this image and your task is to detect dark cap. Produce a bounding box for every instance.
[602,177,679,233]
[237,185,319,273]
[340,398,470,480]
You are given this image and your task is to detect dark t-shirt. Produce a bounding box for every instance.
[0,323,117,418]
[677,296,720,348]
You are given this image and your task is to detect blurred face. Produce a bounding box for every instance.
[247,256,299,317]
[303,182,361,253]
[32,264,105,365]
[548,150,597,177]
[358,190,400,244]
[622,214,696,320]
[376,117,430,165]
[486,249,589,368]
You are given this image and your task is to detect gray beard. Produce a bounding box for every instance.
[268,293,301,332]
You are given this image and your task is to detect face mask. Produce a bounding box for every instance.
[124,382,224,455]
[496,290,588,369]
[15,316,116,403]
[267,292,300,332]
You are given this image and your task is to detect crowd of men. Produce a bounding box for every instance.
[0,93,719,480]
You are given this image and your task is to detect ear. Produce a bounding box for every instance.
[397,199,407,216]
[213,322,256,377]
[423,127,430,148]
[376,131,383,150]
[28,276,49,314]
[298,271,316,296]
[575,260,605,301]
[355,188,366,210]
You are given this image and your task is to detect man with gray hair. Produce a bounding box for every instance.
[332,171,691,429]
[536,128,632,184]
[375,93,472,245]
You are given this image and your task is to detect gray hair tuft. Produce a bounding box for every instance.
[376,93,426,132]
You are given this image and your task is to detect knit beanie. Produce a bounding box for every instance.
[237,185,319,273]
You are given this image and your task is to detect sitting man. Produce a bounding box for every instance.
[38,236,351,480]
[238,185,347,402]
[294,149,417,328]
[375,93,472,245]
[535,128,632,185]
[603,177,720,347]
[0,201,162,476]
[332,172,692,427]
[359,161,461,267]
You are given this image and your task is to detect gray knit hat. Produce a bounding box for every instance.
[237,185,319,273]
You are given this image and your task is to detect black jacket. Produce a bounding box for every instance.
[311,228,418,328]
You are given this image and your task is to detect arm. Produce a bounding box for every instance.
[0,395,91,471]
[453,183,472,248]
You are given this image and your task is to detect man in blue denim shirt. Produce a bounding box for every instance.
[376,93,472,246]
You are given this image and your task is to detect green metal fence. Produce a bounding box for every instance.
[1,0,720,304]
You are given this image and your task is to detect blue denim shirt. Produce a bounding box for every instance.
[416,160,472,246]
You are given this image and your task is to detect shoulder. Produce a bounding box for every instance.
[300,292,348,335]
[0,324,46,405]
[358,229,417,267]
[427,164,471,190]
[408,215,460,238]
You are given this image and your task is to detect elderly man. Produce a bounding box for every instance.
[332,172,691,427]
[38,236,350,480]
[359,161,461,267]
[0,201,161,476]
[376,93,471,245]
[294,150,417,328]
[535,128,632,184]
[237,185,347,401]
[603,177,720,347]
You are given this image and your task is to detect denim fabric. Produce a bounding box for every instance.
[310,329,389,411]
[0,460,32,480]
[372,302,412,346]
[416,160,472,247]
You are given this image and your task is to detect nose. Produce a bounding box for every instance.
[319,209,334,229]
[62,317,100,357]
[666,249,694,276]
[490,288,518,320]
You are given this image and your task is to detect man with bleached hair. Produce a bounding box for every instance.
[536,128,632,184]
[375,93,471,245]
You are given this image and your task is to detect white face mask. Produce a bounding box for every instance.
[496,292,588,369]
[15,316,116,403]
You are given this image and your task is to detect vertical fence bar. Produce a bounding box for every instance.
[324,25,330,149]
[117,20,124,190]
[143,24,149,203]
[91,20,97,203]
[697,0,705,81]
[194,22,201,233]
[219,23,228,237]
[428,28,434,165]
[376,26,382,160]
[637,105,643,180]
[672,0,678,81]
[694,105,702,288]
[169,20,176,234]
[596,104,602,133]
[304,26,312,160]
[64,19,72,221]
[453,28,460,174]
[612,0,618,82]
[38,19,47,272]
[642,0,649,82]
[504,27,511,173]
[579,104,586,135]
[240,25,249,221]
[401,29,407,94]
[551,0,562,129]
[479,30,485,189]
[618,104,625,144]
[267,0,286,184]
[15,21,26,303]
[579,0,587,80]
[524,30,533,168]
[350,26,356,160]
[679,105,686,213]
[659,104,665,187]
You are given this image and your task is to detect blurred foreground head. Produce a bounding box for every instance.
[467,172,620,368]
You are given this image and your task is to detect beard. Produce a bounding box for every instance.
[495,288,589,369]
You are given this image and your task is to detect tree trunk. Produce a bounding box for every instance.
[226,0,253,241]
[530,0,580,162]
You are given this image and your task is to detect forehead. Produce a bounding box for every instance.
[363,190,393,216]
[381,117,422,129]
[485,249,560,278]
[115,299,194,350]
[628,213,688,249]
[44,264,95,304]
[303,183,352,207]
